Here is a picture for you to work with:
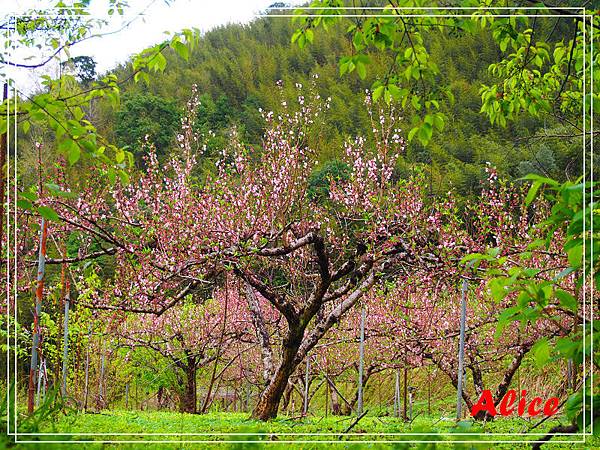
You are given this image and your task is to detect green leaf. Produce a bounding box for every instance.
[487,247,500,258]
[68,143,81,165]
[171,40,189,61]
[17,199,32,210]
[555,289,577,312]
[19,191,37,202]
[525,181,542,206]
[565,391,583,421]
[411,95,421,110]
[38,206,59,221]
[134,71,150,85]
[408,126,419,142]
[151,52,167,72]
[352,30,363,49]
[567,245,582,269]
[118,170,130,185]
[45,183,77,199]
[372,85,385,103]
[418,122,433,145]
[305,28,314,44]
[384,88,391,104]
[554,46,565,64]
[532,338,550,367]
[291,29,302,44]
[387,83,401,100]
[115,149,125,164]
[58,138,80,165]
[432,113,444,131]
[356,61,366,80]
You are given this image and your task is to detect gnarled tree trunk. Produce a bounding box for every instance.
[180,358,197,414]
[281,381,294,413]
[251,329,302,420]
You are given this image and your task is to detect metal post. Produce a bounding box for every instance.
[403,368,407,421]
[99,350,105,408]
[394,369,400,418]
[28,217,47,413]
[303,355,310,415]
[456,280,468,420]
[357,306,365,415]
[83,344,90,410]
[325,372,329,417]
[428,366,431,416]
[246,384,251,412]
[409,390,413,421]
[61,286,70,397]
[35,359,44,407]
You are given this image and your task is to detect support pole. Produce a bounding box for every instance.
[28,217,47,414]
[61,282,70,398]
[325,371,329,417]
[394,369,400,418]
[303,355,310,415]
[83,335,90,411]
[99,349,105,409]
[456,279,468,420]
[427,366,431,416]
[357,306,365,415]
[403,367,407,421]
[35,359,44,407]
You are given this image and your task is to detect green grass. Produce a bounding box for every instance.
[7,410,597,449]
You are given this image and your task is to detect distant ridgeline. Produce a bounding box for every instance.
[100,6,584,198]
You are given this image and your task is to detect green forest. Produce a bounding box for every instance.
[1,1,598,448]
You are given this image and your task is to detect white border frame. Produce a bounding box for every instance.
[3,3,594,446]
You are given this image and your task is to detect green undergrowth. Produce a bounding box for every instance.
[3,409,596,449]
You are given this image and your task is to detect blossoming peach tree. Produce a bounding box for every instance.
[35,84,452,420]
[27,80,584,425]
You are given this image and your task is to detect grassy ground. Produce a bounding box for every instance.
[4,409,595,449]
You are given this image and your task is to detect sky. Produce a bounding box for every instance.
[4,0,303,93]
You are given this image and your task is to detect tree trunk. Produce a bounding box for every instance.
[244,281,274,384]
[329,379,341,415]
[251,329,302,420]
[180,360,197,414]
[281,382,293,413]
[157,386,166,409]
